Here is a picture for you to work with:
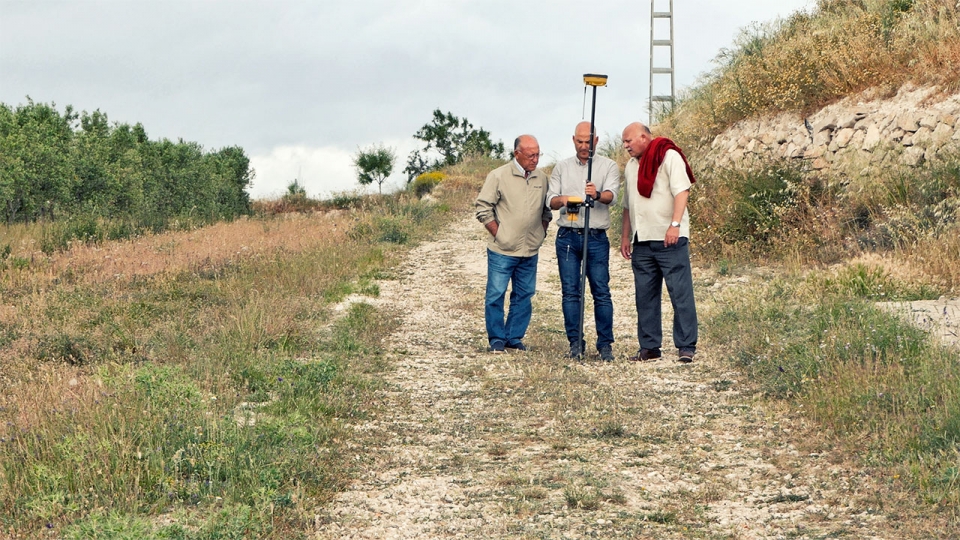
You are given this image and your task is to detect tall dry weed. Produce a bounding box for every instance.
[668,0,958,145]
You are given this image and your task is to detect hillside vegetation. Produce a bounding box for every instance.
[2,0,959,537]
[653,0,960,524]
[0,158,496,537]
[0,100,253,252]
[666,0,959,143]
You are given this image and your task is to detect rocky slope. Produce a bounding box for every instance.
[705,84,960,175]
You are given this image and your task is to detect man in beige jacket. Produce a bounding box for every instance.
[475,134,552,353]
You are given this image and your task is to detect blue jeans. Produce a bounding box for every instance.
[556,227,614,350]
[485,249,538,348]
[630,238,698,352]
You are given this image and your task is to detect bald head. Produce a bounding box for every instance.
[573,121,598,162]
[622,122,653,159]
[622,122,651,138]
[514,134,538,150]
[513,134,541,173]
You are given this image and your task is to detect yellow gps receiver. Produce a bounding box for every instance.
[565,196,584,221]
[583,74,608,87]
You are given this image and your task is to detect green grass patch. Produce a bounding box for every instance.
[706,275,960,510]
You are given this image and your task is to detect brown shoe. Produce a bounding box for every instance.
[629,348,661,362]
[678,349,695,363]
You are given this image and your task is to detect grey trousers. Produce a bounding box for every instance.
[630,238,698,352]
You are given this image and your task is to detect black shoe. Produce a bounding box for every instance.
[678,349,695,363]
[598,346,614,362]
[489,341,505,354]
[567,342,584,359]
[505,342,527,352]
[629,348,661,362]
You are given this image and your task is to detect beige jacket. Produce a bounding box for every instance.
[475,161,552,257]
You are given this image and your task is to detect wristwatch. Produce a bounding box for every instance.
[670,221,680,228]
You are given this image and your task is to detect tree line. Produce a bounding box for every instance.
[0,100,253,227]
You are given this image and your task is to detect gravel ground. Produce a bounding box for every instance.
[315,213,952,539]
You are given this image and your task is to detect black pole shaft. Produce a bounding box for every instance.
[577,84,599,359]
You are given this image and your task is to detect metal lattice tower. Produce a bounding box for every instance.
[649,0,675,123]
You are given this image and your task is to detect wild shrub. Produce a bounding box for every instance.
[692,159,847,262]
[411,171,445,197]
[328,191,362,209]
[849,152,960,256]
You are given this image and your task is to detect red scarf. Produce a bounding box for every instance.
[637,137,696,198]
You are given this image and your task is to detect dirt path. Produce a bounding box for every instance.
[315,214,928,539]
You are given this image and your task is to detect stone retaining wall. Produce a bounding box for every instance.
[705,85,960,175]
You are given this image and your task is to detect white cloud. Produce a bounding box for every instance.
[249,138,420,200]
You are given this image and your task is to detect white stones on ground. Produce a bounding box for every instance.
[901,146,926,167]
[834,127,856,148]
[862,124,881,151]
[897,112,920,132]
[932,122,954,146]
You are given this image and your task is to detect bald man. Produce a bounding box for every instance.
[547,121,620,361]
[619,122,698,363]
[476,135,552,353]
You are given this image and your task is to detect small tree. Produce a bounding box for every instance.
[353,144,396,194]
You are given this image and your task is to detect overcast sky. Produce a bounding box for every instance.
[1,0,813,199]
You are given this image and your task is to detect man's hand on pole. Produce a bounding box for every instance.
[584,182,598,199]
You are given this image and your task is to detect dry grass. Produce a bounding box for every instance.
[664,0,960,144]
[8,212,349,286]
[0,158,496,537]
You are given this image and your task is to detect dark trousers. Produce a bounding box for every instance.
[630,238,698,352]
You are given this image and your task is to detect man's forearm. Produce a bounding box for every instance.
[620,209,631,243]
[672,190,690,223]
[596,190,614,205]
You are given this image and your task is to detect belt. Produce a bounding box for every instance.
[561,227,606,235]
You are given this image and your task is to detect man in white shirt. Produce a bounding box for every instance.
[619,122,698,363]
[547,122,620,361]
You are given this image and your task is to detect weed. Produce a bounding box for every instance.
[640,510,677,524]
[814,263,942,300]
[594,420,626,438]
[564,487,601,510]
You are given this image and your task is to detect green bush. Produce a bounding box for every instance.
[328,191,362,210]
[411,171,445,197]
